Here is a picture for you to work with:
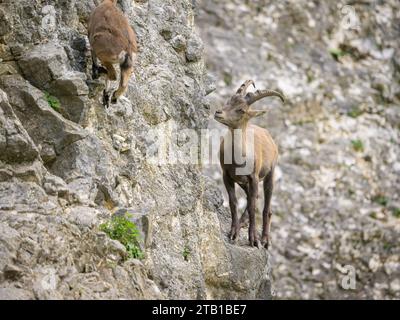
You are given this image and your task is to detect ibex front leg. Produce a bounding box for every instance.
[91,51,107,80]
[237,183,250,230]
[102,62,117,108]
[223,172,239,241]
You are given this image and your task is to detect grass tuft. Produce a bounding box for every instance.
[183,245,191,261]
[351,139,364,152]
[44,92,61,112]
[371,194,388,207]
[392,208,400,218]
[329,48,346,61]
[347,108,363,118]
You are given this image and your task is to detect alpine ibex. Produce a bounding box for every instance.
[214,80,285,248]
[88,0,138,107]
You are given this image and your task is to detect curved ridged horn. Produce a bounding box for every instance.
[236,80,256,96]
[245,89,285,105]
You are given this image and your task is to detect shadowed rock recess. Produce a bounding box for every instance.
[0,1,272,299]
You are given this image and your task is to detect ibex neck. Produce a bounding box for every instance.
[229,122,249,151]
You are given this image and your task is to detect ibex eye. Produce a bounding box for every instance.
[237,109,245,114]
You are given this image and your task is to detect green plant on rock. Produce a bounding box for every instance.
[100,214,144,260]
[369,212,378,219]
[383,241,394,251]
[351,139,364,152]
[347,107,363,118]
[372,194,388,207]
[183,245,191,261]
[329,48,346,61]
[44,92,61,112]
[223,72,233,86]
[392,208,400,218]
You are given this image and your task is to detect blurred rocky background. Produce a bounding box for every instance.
[198,0,400,299]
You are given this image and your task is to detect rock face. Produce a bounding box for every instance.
[0,1,272,299]
[198,0,400,299]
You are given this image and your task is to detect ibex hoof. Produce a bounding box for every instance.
[229,225,240,242]
[102,90,110,108]
[228,232,237,242]
[111,93,118,104]
[249,240,261,248]
[261,235,270,250]
[249,234,261,248]
[229,238,238,246]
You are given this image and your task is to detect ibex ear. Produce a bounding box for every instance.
[248,110,267,118]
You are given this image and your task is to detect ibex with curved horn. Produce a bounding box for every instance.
[214,80,285,248]
[88,0,138,107]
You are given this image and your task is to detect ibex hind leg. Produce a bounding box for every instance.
[111,53,134,104]
[261,169,274,249]
[248,176,260,248]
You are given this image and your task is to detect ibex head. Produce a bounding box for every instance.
[214,80,285,128]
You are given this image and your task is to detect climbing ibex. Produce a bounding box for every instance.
[214,80,285,248]
[88,0,138,107]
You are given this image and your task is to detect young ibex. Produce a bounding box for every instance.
[88,0,138,107]
[214,80,285,248]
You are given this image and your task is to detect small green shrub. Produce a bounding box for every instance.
[182,245,191,261]
[351,139,364,152]
[347,108,363,118]
[369,212,377,219]
[100,214,144,260]
[223,72,233,86]
[329,48,346,61]
[44,92,61,112]
[392,208,400,218]
[371,194,388,207]
[383,242,394,251]
[306,70,314,83]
